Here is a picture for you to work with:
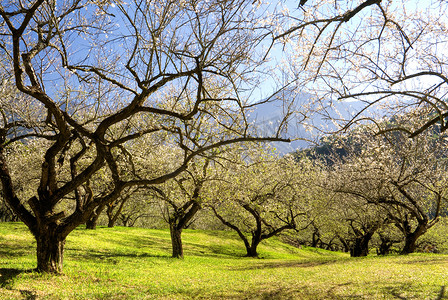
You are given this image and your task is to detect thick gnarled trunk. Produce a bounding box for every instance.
[350,233,373,257]
[245,240,260,257]
[377,239,394,256]
[35,229,66,273]
[401,224,427,254]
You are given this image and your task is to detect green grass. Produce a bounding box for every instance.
[0,222,447,299]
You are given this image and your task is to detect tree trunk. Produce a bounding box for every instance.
[245,247,258,257]
[0,203,19,222]
[106,196,129,228]
[168,201,201,259]
[338,236,350,253]
[245,238,260,257]
[106,204,115,228]
[86,204,105,229]
[377,240,393,255]
[311,229,320,248]
[85,218,97,230]
[350,233,373,257]
[325,237,337,251]
[170,223,183,259]
[35,230,65,273]
[401,224,426,254]
[377,234,396,255]
[107,218,115,228]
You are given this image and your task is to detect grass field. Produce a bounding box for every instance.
[0,222,447,299]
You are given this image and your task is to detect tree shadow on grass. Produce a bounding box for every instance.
[0,268,34,288]
[437,286,446,300]
[0,247,35,258]
[325,282,365,299]
[383,285,446,300]
[398,257,448,265]
[228,259,342,271]
[183,241,247,258]
[19,289,38,300]
[224,284,360,300]
[64,234,174,261]
[66,249,171,264]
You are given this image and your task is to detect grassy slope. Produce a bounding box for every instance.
[0,222,447,299]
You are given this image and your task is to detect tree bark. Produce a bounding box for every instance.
[35,228,66,273]
[246,240,260,257]
[377,239,393,255]
[401,224,427,254]
[107,195,129,228]
[107,217,115,228]
[338,236,350,253]
[170,223,184,259]
[85,219,97,230]
[376,234,398,255]
[311,229,321,248]
[167,199,201,259]
[350,236,368,257]
[350,232,374,257]
[86,204,105,230]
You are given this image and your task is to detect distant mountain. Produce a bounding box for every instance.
[250,92,367,154]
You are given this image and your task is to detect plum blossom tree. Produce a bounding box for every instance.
[329,125,448,254]
[284,1,448,136]
[0,0,295,273]
[209,148,313,257]
[148,154,218,259]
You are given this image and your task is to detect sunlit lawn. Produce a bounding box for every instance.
[0,222,447,299]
